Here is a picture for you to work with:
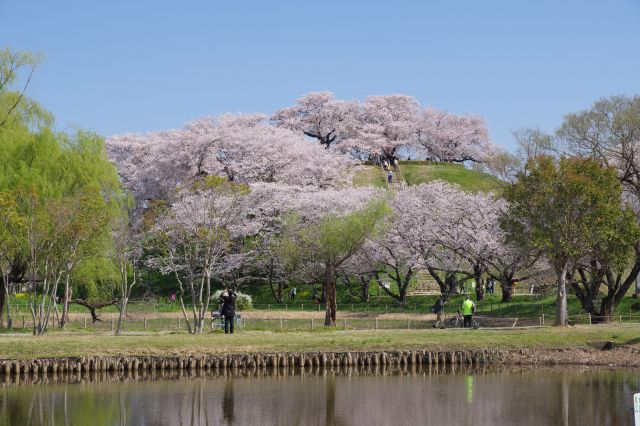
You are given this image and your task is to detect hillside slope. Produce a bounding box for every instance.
[352,161,500,192]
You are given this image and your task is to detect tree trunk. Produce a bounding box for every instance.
[115,296,127,335]
[555,261,568,326]
[398,287,407,306]
[499,278,514,303]
[60,274,71,329]
[473,266,485,301]
[3,281,11,329]
[0,277,5,328]
[324,263,337,326]
[358,276,370,302]
[267,267,284,304]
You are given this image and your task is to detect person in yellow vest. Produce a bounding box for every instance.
[458,295,476,328]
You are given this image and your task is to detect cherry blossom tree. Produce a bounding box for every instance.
[344,95,420,161]
[106,114,355,205]
[416,108,494,163]
[272,92,359,149]
[391,182,474,306]
[147,177,250,334]
[353,211,422,306]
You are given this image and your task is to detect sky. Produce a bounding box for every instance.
[1,0,639,150]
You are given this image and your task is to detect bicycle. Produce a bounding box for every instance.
[447,312,480,329]
[210,312,244,332]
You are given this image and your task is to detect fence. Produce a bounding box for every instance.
[4,311,640,334]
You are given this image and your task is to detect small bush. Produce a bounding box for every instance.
[211,290,252,311]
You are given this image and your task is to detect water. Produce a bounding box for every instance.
[1,364,638,425]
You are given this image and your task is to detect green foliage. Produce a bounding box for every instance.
[286,199,392,266]
[211,290,253,310]
[503,156,638,266]
[72,257,119,301]
[0,49,128,310]
[353,162,499,192]
[0,48,52,129]
[189,175,251,195]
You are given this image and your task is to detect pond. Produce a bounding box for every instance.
[1,364,638,425]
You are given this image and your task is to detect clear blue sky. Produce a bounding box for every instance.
[1,0,639,150]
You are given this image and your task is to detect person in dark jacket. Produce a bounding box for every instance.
[432,297,446,329]
[219,289,237,334]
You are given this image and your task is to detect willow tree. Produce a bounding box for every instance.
[503,156,634,326]
[0,192,24,328]
[0,124,123,334]
[280,199,390,326]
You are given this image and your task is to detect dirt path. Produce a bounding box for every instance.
[66,310,439,321]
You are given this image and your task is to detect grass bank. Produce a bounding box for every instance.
[352,161,499,192]
[1,324,638,360]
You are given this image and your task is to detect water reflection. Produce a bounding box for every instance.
[0,364,638,425]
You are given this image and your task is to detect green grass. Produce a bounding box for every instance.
[401,163,500,192]
[1,325,638,360]
[352,166,386,188]
[352,161,500,192]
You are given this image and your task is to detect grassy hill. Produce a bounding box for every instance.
[352,160,500,192]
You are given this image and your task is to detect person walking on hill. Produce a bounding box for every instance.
[220,288,237,334]
[459,295,476,328]
[387,170,393,184]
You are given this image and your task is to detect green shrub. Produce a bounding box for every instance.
[211,290,252,311]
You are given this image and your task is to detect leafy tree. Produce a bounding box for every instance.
[0,48,51,129]
[279,199,390,326]
[0,192,25,328]
[503,156,633,325]
[557,95,640,321]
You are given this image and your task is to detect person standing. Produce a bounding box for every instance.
[432,297,446,329]
[289,286,297,301]
[220,288,237,334]
[459,295,476,328]
[387,170,393,184]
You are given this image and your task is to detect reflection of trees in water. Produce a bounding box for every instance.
[1,366,638,425]
[222,380,234,424]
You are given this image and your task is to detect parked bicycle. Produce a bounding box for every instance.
[447,312,480,329]
[210,311,244,332]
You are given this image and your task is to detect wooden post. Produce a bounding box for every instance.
[344,318,347,329]
[301,304,304,310]
[84,316,87,329]
[318,304,320,311]
[385,304,388,313]
[111,317,114,332]
[285,304,288,310]
[311,318,314,330]
[375,317,378,330]
[22,315,25,329]
[280,317,283,329]
[268,304,271,310]
[178,317,181,330]
[542,314,545,326]
[619,315,622,323]
[144,317,147,330]
[588,313,591,325]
